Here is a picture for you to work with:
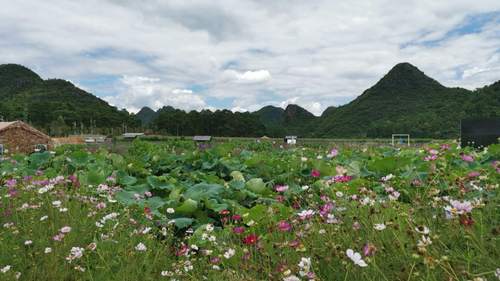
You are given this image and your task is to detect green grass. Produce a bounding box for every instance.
[0,140,499,280]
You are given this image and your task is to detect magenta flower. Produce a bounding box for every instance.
[5,179,17,188]
[277,220,292,232]
[461,154,474,162]
[275,185,289,192]
[328,148,338,157]
[467,171,480,178]
[232,226,245,234]
[311,169,320,178]
[319,202,334,218]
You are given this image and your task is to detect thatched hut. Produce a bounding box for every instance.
[0,121,52,155]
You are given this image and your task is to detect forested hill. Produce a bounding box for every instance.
[317,63,500,138]
[1,63,498,138]
[0,64,139,135]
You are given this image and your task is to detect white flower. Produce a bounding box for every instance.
[44,247,52,254]
[298,257,312,276]
[205,224,214,232]
[297,209,315,220]
[60,226,72,233]
[24,240,33,246]
[40,216,48,221]
[381,174,394,182]
[336,191,344,198]
[301,185,309,191]
[1,265,11,273]
[301,157,308,162]
[66,247,84,263]
[142,227,152,234]
[190,244,199,251]
[283,275,301,281]
[52,200,62,207]
[494,268,500,280]
[318,229,326,234]
[167,208,175,214]
[415,226,430,235]
[373,223,386,231]
[223,248,235,259]
[346,249,368,267]
[417,236,432,248]
[160,270,173,277]
[59,208,68,213]
[135,242,147,252]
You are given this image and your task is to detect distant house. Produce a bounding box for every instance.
[83,135,106,143]
[284,136,297,145]
[0,121,52,154]
[461,118,500,148]
[193,136,212,142]
[123,133,145,139]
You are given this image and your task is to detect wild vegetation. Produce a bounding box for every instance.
[1,140,499,280]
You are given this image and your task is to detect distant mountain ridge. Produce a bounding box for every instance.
[1,62,498,137]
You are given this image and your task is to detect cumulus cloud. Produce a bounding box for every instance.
[104,76,206,113]
[222,69,271,84]
[0,1,499,115]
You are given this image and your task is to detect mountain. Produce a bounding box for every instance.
[0,64,139,135]
[1,62,498,138]
[252,104,317,136]
[316,62,499,138]
[136,106,158,125]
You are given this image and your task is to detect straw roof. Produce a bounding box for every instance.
[0,121,50,140]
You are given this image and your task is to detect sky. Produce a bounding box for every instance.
[1,1,499,115]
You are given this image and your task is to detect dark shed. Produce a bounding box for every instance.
[461,118,500,148]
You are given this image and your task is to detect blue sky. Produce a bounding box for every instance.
[1,1,499,115]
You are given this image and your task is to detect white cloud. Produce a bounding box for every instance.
[222,69,271,84]
[0,0,499,115]
[104,76,206,113]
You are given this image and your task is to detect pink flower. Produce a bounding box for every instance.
[232,226,245,234]
[277,220,292,232]
[231,214,242,221]
[53,233,65,241]
[450,200,473,213]
[5,179,17,188]
[311,169,320,178]
[467,171,480,178]
[96,202,107,209]
[461,154,474,162]
[328,148,338,157]
[275,185,289,192]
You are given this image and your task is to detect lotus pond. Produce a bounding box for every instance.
[0,140,499,281]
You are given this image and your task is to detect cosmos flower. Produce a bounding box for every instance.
[461,154,474,162]
[415,226,430,235]
[135,243,147,252]
[373,223,386,231]
[242,234,258,245]
[60,226,72,233]
[275,185,289,192]
[66,247,84,263]
[233,226,245,234]
[346,249,368,267]
[311,169,320,178]
[277,220,292,232]
[297,209,315,220]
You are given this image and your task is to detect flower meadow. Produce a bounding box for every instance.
[0,140,499,281]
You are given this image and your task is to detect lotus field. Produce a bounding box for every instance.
[0,140,499,281]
